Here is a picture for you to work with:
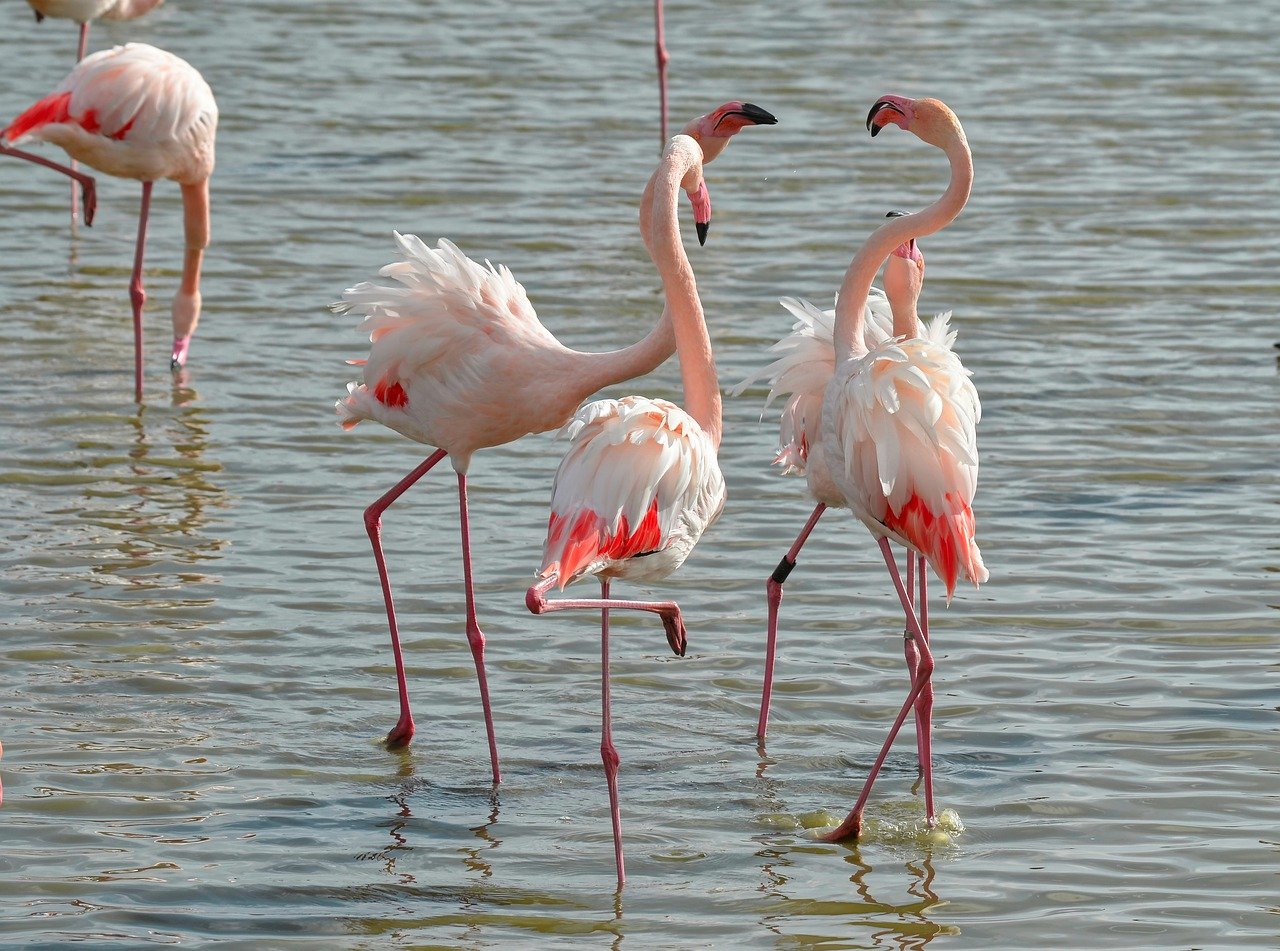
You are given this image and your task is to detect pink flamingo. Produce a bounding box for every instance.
[26,1,166,62]
[0,42,217,399]
[738,215,930,742]
[524,128,740,887]
[782,96,986,842]
[331,103,775,782]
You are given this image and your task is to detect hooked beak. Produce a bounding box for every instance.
[696,221,709,246]
[713,102,778,132]
[866,98,904,137]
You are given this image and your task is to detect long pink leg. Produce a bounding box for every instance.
[599,578,626,886]
[129,182,153,402]
[903,550,926,774]
[456,472,501,785]
[69,22,90,223]
[820,536,934,842]
[0,145,98,225]
[363,449,448,749]
[915,553,935,825]
[758,502,827,740]
[526,575,688,657]
[654,0,669,144]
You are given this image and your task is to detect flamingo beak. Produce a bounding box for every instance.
[867,98,904,137]
[34,9,45,20]
[696,221,709,246]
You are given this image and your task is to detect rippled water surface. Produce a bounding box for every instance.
[1,1,1277,947]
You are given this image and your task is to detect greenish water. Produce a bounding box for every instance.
[1,1,1277,947]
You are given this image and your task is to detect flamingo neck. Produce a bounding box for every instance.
[650,135,720,447]
[833,131,972,362]
[179,180,209,294]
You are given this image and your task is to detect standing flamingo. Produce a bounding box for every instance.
[331,103,775,784]
[524,128,740,886]
[737,215,935,743]
[25,1,166,61]
[0,42,217,399]
[780,96,986,842]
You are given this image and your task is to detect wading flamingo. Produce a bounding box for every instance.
[331,103,775,783]
[524,130,736,887]
[0,42,217,400]
[797,96,986,842]
[737,213,936,743]
[25,1,166,62]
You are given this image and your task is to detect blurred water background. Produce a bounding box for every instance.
[0,0,1277,947]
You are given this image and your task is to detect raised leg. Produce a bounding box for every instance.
[654,0,669,145]
[526,575,688,657]
[600,578,625,886]
[758,502,827,740]
[129,182,153,402]
[363,448,449,748]
[0,145,97,225]
[457,472,501,786]
[820,536,934,842]
[915,553,935,825]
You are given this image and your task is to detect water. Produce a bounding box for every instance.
[1,0,1277,947]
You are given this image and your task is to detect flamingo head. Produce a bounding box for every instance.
[679,102,776,245]
[883,210,925,313]
[867,95,962,148]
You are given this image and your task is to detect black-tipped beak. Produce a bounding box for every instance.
[735,103,777,126]
[866,99,899,137]
[886,210,908,219]
[696,220,710,246]
[34,9,45,21]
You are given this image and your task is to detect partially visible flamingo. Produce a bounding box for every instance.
[737,214,933,743]
[775,96,985,842]
[654,1,669,143]
[331,103,775,784]
[25,1,166,62]
[523,130,737,887]
[0,43,217,399]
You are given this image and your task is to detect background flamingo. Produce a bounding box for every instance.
[524,128,745,887]
[654,1,668,143]
[796,95,986,842]
[25,0,166,62]
[331,103,774,785]
[0,42,217,400]
[736,214,932,743]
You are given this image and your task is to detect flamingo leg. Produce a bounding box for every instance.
[758,502,827,740]
[903,550,925,781]
[915,552,936,825]
[363,448,448,749]
[526,575,688,657]
[70,24,87,225]
[77,21,89,61]
[654,0,669,145]
[820,536,934,842]
[456,472,501,786]
[599,578,626,887]
[129,181,153,402]
[0,145,97,225]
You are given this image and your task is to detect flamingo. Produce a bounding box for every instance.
[523,128,738,887]
[25,1,166,62]
[787,95,986,842]
[737,214,932,742]
[0,42,217,400]
[331,103,775,783]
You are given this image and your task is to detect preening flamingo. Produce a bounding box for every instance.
[736,214,930,742]
[331,103,775,783]
[523,129,739,887]
[0,42,217,400]
[25,1,166,61]
[779,95,985,842]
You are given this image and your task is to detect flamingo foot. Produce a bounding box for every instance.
[661,610,687,657]
[170,335,191,370]
[81,178,97,227]
[385,714,415,750]
[818,810,862,843]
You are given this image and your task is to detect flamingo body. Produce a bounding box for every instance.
[821,311,986,599]
[539,395,725,587]
[3,43,216,185]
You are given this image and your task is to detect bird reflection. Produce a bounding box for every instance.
[356,760,418,885]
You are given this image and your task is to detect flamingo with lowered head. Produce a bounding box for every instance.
[524,118,762,884]
[800,95,987,842]
[331,103,775,785]
[0,42,216,399]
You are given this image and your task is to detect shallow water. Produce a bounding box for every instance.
[1,1,1277,947]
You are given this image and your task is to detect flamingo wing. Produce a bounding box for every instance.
[333,233,554,421]
[826,311,987,598]
[732,290,892,475]
[538,396,725,587]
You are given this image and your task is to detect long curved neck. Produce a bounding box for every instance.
[833,131,972,362]
[651,137,720,446]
